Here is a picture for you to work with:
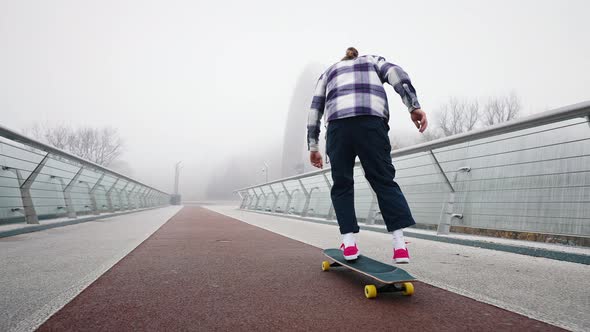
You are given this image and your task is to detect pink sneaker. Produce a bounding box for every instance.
[393,248,410,264]
[339,243,359,261]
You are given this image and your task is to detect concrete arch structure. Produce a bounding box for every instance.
[281,63,326,178]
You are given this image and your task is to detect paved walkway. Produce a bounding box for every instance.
[39,206,561,331]
[209,205,589,331]
[0,206,182,332]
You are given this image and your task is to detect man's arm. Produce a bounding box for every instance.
[307,73,327,152]
[371,55,421,112]
[371,55,427,132]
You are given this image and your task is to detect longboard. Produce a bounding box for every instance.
[322,248,417,298]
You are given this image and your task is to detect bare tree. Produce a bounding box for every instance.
[464,100,480,131]
[434,93,520,138]
[68,127,124,166]
[26,123,70,150]
[482,92,521,126]
[25,123,124,166]
[436,98,481,136]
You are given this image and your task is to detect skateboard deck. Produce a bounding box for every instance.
[322,248,417,298]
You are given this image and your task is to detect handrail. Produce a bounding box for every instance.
[235,100,590,191]
[0,124,168,195]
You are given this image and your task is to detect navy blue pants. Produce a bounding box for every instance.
[326,115,416,234]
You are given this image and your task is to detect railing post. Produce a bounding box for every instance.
[429,150,471,235]
[238,191,247,209]
[155,193,160,206]
[77,180,95,214]
[287,189,299,214]
[143,189,150,207]
[269,186,279,212]
[120,182,131,210]
[2,167,24,219]
[147,189,153,207]
[144,188,152,208]
[236,191,242,208]
[146,189,154,207]
[297,180,310,216]
[133,185,141,209]
[134,187,141,208]
[247,189,257,209]
[243,190,250,209]
[112,188,120,211]
[141,187,148,209]
[279,182,292,214]
[141,188,149,207]
[241,192,250,209]
[50,176,68,217]
[253,188,262,210]
[298,179,319,217]
[429,150,453,235]
[153,192,159,206]
[143,188,151,207]
[138,187,146,208]
[98,184,109,211]
[322,173,335,220]
[260,187,269,211]
[304,187,320,217]
[18,154,50,224]
[275,191,284,212]
[105,178,120,212]
[88,172,105,215]
[238,191,248,210]
[128,185,137,209]
[62,167,84,218]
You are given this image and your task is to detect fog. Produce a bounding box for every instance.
[1,0,589,200]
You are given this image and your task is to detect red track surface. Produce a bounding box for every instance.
[38,207,562,331]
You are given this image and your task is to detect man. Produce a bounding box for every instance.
[307,47,427,263]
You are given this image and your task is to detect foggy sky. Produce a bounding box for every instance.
[1,0,589,199]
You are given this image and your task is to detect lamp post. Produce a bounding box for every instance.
[262,162,269,183]
[171,161,182,205]
[174,161,182,195]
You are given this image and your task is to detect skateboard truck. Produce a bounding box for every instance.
[376,283,411,294]
[329,262,342,268]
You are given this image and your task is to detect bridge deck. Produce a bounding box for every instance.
[38,206,560,331]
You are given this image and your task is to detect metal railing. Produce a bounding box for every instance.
[235,101,590,239]
[0,125,170,225]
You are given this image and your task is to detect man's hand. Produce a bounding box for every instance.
[410,109,428,133]
[310,151,323,169]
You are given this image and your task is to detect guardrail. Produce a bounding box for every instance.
[235,101,590,243]
[0,125,170,224]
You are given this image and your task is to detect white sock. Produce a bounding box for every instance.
[392,229,406,250]
[342,232,356,247]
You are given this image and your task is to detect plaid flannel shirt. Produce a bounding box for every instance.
[307,55,421,152]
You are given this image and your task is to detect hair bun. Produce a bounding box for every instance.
[342,47,359,60]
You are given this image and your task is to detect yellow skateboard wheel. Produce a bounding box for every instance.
[321,261,330,271]
[364,285,377,299]
[402,282,414,296]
